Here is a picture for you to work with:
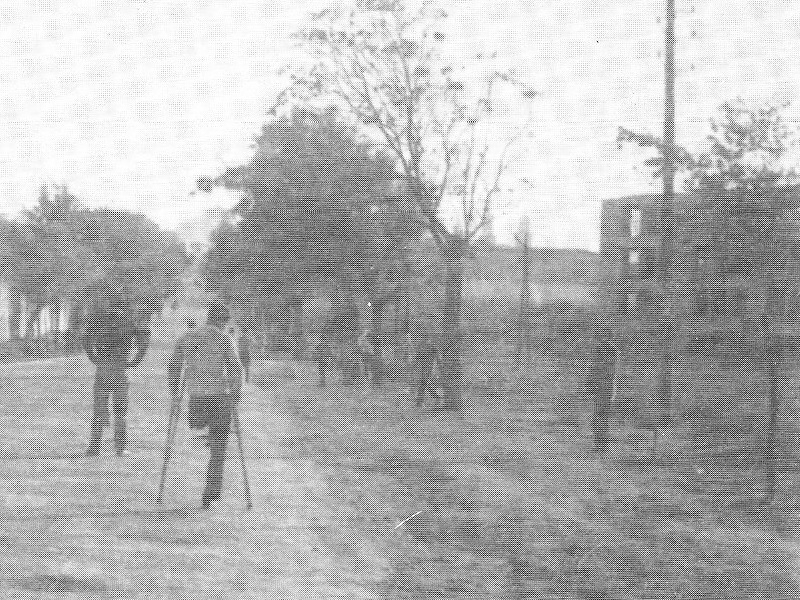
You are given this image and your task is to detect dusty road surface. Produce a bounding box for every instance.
[0,315,389,599]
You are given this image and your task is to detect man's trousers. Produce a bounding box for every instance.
[90,366,130,452]
[195,395,233,505]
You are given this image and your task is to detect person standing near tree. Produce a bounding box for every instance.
[589,330,618,453]
[335,301,361,385]
[314,326,335,387]
[357,328,376,383]
[168,302,242,509]
[414,329,441,407]
[83,290,151,457]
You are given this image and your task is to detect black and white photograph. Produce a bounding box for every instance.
[0,1,799,598]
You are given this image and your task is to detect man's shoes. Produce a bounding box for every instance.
[116,449,130,457]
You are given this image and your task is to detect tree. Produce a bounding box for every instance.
[690,101,799,504]
[78,208,189,309]
[25,183,81,226]
[2,185,188,336]
[9,185,89,335]
[286,0,533,408]
[202,106,418,344]
[621,99,800,502]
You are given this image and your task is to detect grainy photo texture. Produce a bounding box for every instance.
[0,1,799,598]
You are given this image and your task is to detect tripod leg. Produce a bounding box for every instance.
[232,407,253,510]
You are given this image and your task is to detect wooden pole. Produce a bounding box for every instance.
[516,219,532,367]
[656,0,677,450]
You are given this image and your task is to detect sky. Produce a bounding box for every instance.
[0,0,799,250]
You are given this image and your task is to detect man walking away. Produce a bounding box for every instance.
[168,302,242,509]
[83,291,151,457]
[589,330,618,453]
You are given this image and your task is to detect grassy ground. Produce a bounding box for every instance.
[254,352,800,599]
[1,306,799,598]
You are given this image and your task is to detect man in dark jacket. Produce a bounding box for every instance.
[414,330,441,407]
[168,302,242,509]
[589,331,618,453]
[83,291,151,457]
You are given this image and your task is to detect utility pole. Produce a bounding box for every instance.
[657,0,677,450]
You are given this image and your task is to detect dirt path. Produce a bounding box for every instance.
[0,322,389,599]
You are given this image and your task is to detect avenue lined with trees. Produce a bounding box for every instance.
[0,183,188,347]
[1,1,800,598]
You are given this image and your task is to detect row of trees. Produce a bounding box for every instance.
[202,107,420,316]
[202,0,533,408]
[200,0,800,431]
[0,184,189,335]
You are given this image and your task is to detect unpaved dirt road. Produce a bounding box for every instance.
[0,316,389,599]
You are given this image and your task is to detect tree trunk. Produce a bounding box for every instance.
[8,287,22,340]
[288,298,305,360]
[440,238,465,410]
[369,299,386,385]
[402,262,412,362]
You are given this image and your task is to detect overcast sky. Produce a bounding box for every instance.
[0,1,798,250]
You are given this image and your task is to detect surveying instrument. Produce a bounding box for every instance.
[156,367,253,510]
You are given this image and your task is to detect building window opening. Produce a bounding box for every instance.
[639,250,656,279]
[630,208,642,238]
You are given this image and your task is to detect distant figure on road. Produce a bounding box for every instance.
[414,330,442,407]
[335,302,361,384]
[589,330,618,453]
[168,302,242,509]
[357,329,375,381]
[82,290,151,457]
[314,328,335,387]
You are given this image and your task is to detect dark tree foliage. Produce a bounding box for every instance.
[2,185,189,330]
[76,208,189,305]
[202,107,419,313]
[284,0,533,408]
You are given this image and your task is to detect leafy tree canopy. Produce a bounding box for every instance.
[2,185,189,316]
[620,99,800,285]
[285,0,533,246]
[203,106,420,305]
